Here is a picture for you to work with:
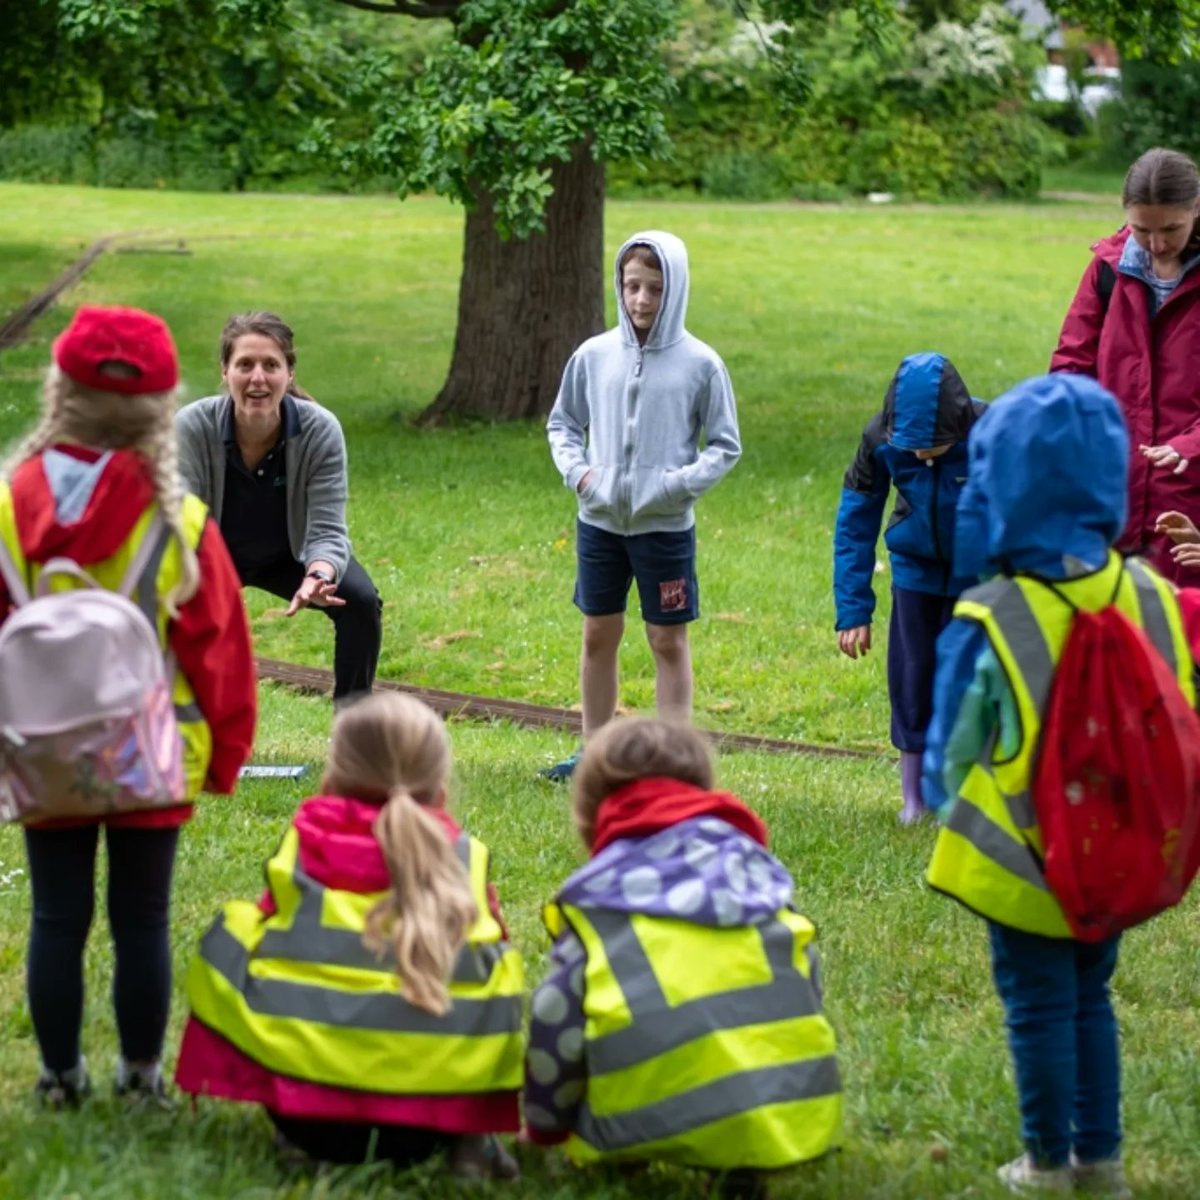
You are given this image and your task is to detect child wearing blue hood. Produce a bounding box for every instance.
[923,374,1199,1197]
[833,352,985,822]
[524,718,841,1192]
[543,232,741,780]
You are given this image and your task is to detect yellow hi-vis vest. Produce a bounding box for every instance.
[927,553,1195,936]
[544,899,842,1169]
[186,825,525,1095]
[0,485,213,798]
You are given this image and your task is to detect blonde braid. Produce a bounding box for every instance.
[4,365,199,614]
[141,403,200,614]
[0,368,69,478]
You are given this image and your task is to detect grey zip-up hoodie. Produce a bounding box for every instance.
[546,230,741,536]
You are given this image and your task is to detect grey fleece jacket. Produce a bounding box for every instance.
[546,230,741,536]
[175,394,352,581]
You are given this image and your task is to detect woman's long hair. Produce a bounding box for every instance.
[324,693,477,1016]
[2,365,199,613]
[571,718,715,850]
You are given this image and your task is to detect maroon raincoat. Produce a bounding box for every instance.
[1051,226,1200,583]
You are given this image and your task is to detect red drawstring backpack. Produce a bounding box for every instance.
[1031,572,1200,941]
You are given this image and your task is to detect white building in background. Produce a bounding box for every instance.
[1005,0,1120,116]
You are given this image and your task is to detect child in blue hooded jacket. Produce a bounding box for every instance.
[923,373,1199,1197]
[832,352,984,822]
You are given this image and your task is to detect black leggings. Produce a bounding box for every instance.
[24,823,179,1072]
[239,555,383,702]
[269,1113,452,1167]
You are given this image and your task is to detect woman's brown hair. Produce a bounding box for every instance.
[1122,147,1200,209]
[571,718,714,850]
[218,311,316,401]
[325,693,477,1016]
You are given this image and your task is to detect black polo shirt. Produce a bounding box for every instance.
[219,394,300,578]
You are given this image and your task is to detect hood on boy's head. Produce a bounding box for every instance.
[613,229,689,349]
[954,373,1128,580]
[884,352,975,450]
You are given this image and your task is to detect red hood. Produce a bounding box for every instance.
[591,777,769,855]
[293,795,463,893]
[11,446,157,564]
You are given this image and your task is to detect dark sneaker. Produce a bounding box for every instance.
[35,1061,91,1109]
[451,1134,521,1182]
[538,750,581,782]
[114,1060,174,1110]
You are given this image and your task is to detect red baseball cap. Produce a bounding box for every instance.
[53,305,179,395]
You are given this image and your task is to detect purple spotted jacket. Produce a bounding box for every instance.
[524,815,801,1142]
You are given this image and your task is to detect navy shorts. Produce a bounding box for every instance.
[573,519,699,625]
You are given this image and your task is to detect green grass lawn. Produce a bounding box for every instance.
[0,183,1194,1199]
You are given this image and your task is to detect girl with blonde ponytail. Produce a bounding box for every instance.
[176,693,523,1182]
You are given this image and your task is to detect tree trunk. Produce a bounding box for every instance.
[419,142,605,424]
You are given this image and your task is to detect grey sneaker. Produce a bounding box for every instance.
[114,1059,174,1109]
[34,1060,91,1109]
[1073,1156,1133,1199]
[450,1134,520,1182]
[997,1154,1072,1193]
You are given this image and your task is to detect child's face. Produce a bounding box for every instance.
[622,259,663,336]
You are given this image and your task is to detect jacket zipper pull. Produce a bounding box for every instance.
[634,350,644,378]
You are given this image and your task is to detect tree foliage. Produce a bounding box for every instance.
[1047,0,1200,60]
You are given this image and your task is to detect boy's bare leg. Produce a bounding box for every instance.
[645,621,692,725]
[581,614,625,736]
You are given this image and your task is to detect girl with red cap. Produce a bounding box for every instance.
[0,305,256,1106]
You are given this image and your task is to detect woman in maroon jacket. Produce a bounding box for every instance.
[1051,146,1200,582]
[0,306,256,1107]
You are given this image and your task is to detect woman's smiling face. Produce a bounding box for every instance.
[222,333,293,433]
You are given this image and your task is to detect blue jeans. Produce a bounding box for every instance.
[988,922,1122,1168]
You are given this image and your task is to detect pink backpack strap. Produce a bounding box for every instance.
[0,510,166,611]
[118,510,168,601]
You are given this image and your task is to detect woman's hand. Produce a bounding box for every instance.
[287,567,347,616]
[837,625,872,659]
[1172,542,1200,570]
[1140,443,1190,475]
[1155,510,1200,545]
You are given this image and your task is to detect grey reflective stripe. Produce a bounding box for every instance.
[255,848,504,984]
[124,515,171,626]
[174,701,203,723]
[454,835,471,869]
[200,919,521,1036]
[945,793,1048,892]
[576,1055,841,1152]
[1125,559,1178,673]
[977,584,1050,829]
[991,583,1054,715]
[581,909,822,1074]
[583,908,667,1013]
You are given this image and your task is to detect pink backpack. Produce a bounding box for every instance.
[0,512,185,823]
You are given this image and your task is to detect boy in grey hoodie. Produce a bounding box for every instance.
[543,231,741,779]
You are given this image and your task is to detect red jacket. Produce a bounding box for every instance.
[1,446,256,827]
[1051,227,1200,583]
[176,794,518,1132]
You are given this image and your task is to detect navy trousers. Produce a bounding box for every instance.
[887,585,958,753]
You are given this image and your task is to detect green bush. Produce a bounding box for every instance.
[0,124,94,185]
[1094,58,1200,169]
